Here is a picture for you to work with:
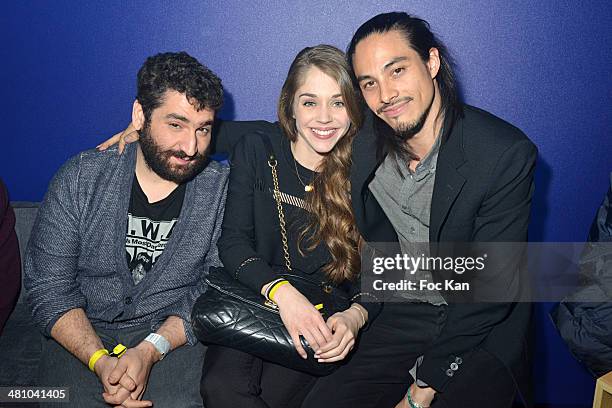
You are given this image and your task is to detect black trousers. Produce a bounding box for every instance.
[201,345,317,408]
[301,302,516,408]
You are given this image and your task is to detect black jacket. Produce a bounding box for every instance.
[351,106,537,403]
[551,174,612,377]
[214,122,382,319]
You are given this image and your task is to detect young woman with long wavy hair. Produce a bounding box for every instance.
[98,44,380,407]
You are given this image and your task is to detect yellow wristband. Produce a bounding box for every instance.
[268,280,289,301]
[88,348,109,372]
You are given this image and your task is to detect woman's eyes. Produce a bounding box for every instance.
[301,100,345,107]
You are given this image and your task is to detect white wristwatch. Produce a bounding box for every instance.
[144,333,171,360]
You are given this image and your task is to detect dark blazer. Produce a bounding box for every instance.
[351,105,537,404]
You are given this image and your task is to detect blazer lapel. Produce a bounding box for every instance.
[430,113,467,241]
[351,112,398,243]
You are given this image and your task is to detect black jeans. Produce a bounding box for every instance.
[201,345,317,408]
[301,302,516,408]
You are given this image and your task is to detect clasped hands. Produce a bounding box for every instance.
[273,283,366,362]
[94,342,159,407]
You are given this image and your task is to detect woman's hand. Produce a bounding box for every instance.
[314,305,365,363]
[96,122,139,154]
[272,283,333,359]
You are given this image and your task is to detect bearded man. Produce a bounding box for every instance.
[303,12,537,408]
[24,52,228,408]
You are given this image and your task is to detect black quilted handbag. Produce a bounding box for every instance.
[191,132,349,376]
[192,267,349,376]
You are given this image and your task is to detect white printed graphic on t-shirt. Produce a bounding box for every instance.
[125,213,178,284]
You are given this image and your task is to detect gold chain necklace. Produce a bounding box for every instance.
[293,157,314,192]
[290,143,314,192]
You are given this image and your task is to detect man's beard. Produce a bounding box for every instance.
[379,88,436,142]
[394,101,432,142]
[138,123,209,184]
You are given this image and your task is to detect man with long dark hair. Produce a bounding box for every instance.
[303,12,537,408]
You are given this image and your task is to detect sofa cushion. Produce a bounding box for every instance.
[12,202,39,304]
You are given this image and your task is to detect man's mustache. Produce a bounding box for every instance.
[167,150,199,161]
[376,96,413,115]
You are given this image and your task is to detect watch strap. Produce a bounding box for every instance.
[144,333,170,360]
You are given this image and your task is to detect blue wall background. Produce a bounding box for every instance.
[2,1,610,406]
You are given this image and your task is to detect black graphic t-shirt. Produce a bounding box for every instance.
[125,177,186,284]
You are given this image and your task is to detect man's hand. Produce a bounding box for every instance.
[395,383,436,408]
[94,355,135,406]
[103,342,158,406]
[394,395,410,408]
[48,309,151,407]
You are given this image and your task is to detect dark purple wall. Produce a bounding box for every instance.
[2,1,610,405]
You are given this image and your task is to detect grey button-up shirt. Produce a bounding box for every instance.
[369,135,447,305]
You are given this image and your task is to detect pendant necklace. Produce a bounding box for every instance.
[293,157,314,192]
[290,141,315,192]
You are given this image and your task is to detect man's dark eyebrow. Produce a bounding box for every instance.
[356,74,373,83]
[356,56,410,82]
[165,114,212,127]
[165,113,189,123]
[382,56,409,72]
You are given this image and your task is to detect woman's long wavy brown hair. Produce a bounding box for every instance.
[278,45,363,283]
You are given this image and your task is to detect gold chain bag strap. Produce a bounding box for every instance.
[192,131,349,376]
[267,155,293,272]
[266,140,337,297]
